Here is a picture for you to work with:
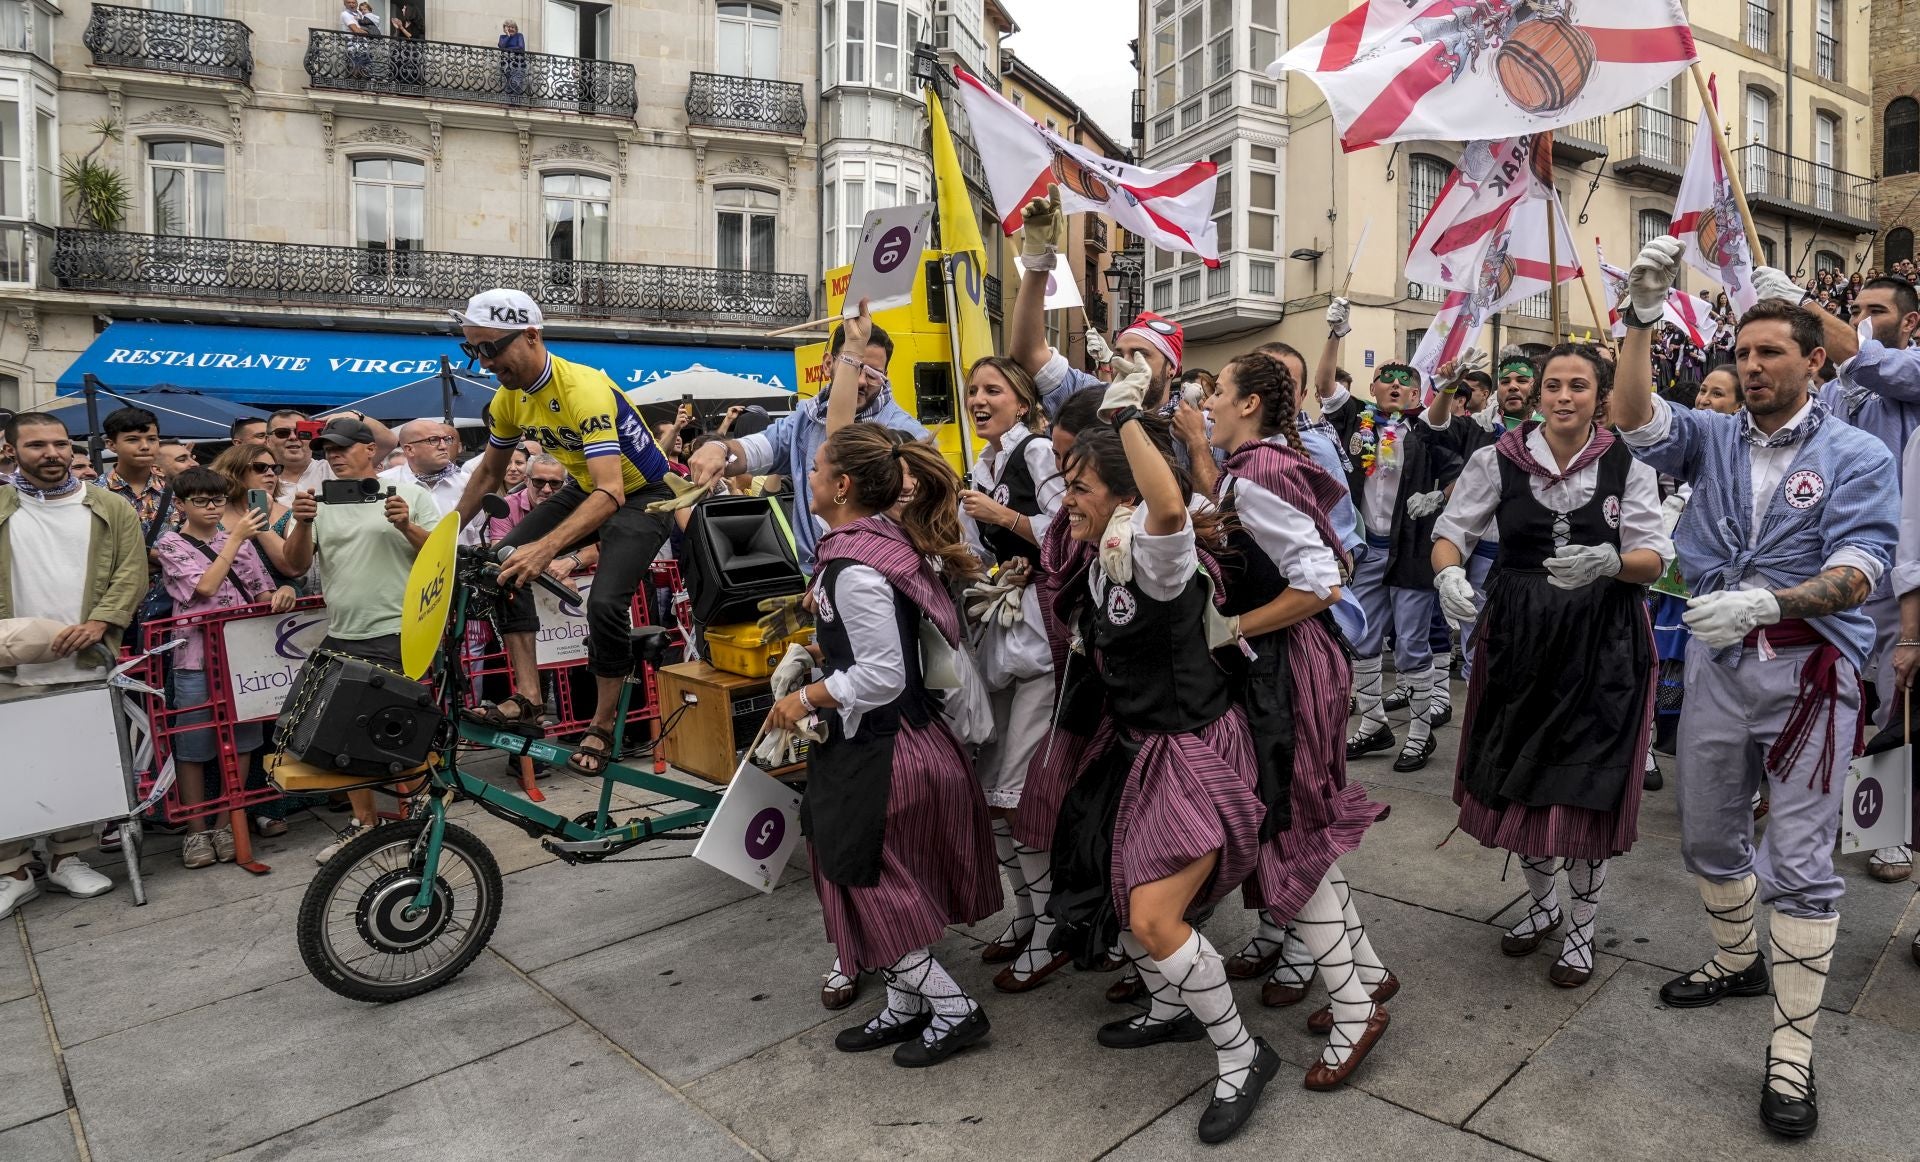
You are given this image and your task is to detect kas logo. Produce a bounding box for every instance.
[488,306,531,324]
[274,614,328,661]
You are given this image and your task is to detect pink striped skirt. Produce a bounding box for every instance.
[1242,618,1387,923]
[1011,713,1115,850]
[809,717,1004,972]
[1108,706,1265,929]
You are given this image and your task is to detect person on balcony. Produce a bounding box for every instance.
[499,20,527,100]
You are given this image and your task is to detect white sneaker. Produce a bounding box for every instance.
[315,818,372,865]
[44,856,114,898]
[0,874,39,919]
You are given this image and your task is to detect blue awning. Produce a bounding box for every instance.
[55,321,802,408]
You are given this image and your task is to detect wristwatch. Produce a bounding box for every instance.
[1109,406,1143,429]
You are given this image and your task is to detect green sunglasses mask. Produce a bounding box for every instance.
[1375,368,1418,388]
[1498,360,1536,380]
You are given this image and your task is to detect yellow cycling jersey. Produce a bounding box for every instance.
[486,353,669,494]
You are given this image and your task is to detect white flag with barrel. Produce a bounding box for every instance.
[1407,133,1555,292]
[1597,241,1717,345]
[1411,193,1583,379]
[1670,73,1759,313]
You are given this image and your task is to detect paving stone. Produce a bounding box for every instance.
[39,882,308,1046]
[1848,887,1920,1035]
[1109,1068,1531,1161]
[0,995,65,1133]
[63,956,569,1162]
[1487,833,1918,1010]
[1468,960,1920,1161]
[0,923,32,1004]
[1336,782,1529,923]
[533,884,853,1085]
[0,1114,79,1162]
[224,1024,753,1162]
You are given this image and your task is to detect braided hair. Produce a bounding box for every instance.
[1221,351,1305,454]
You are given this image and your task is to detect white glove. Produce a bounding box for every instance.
[768,641,812,698]
[1086,327,1115,367]
[1544,543,1623,591]
[1659,492,1687,537]
[1326,296,1352,338]
[1858,316,1878,349]
[1626,237,1684,326]
[1751,265,1805,306]
[1098,352,1152,420]
[1019,183,1064,271]
[1099,504,1136,585]
[1205,607,1242,652]
[1435,565,1479,626]
[963,578,1023,628]
[1682,588,1781,649]
[1435,348,1489,395]
[1473,394,1502,433]
[1405,489,1446,520]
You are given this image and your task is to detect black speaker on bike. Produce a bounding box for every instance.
[680,494,805,625]
[275,650,445,778]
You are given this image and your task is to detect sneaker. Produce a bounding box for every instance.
[45,856,114,898]
[181,832,217,870]
[314,818,371,865]
[99,822,123,853]
[0,873,39,919]
[210,826,236,863]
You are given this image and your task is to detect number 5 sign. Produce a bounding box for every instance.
[1839,745,1912,855]
[692,761,805,893]
[842,202,935,317]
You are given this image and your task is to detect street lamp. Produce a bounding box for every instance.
[910,43,941,91]
[1104,249,1145,330]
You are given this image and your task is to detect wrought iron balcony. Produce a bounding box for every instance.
[1814,32,1838,81]
[1086,217,1109,254]
[685,73,807,135]
[1552,116,1608,164]
[1084,293,1109,333]
[1610,103,1694,182]
[1744,0,1772,52]
[1733,144,1875,229]
[51,229,812,328]
[304,28,637,119]
[984,273,1003,324]
[84,3,252,84]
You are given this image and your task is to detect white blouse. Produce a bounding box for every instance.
[968,426,1064,543]
[1432,429,1673,566]
[816,563,907,737]
[1088,498,1197,605]
[964,428,1065,686]
[1225,476,1345,600]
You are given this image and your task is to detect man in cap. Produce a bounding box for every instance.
[450,290,676,777]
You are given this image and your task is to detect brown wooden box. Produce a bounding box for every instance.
[656,660,803,784]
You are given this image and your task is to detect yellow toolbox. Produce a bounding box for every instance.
[703,621,813,679]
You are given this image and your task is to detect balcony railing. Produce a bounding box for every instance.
[1734,144,1875,227]
[1611,103,1694,178]
[685,73,807,135]
[1552,116,1608,163]
[51,229,811,328]
[1085,294,1109,333]
[952,134,990,190]
[1745,1,1772,52]
[984,273,1003,324]
[1087,217,1109,254]
[1814,32,1837,81]
[304,28,637,119]
[84,4,252,84]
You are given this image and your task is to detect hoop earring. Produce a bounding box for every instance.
[833,491,847,506]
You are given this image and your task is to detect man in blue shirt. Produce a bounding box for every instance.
[686,321,927,572]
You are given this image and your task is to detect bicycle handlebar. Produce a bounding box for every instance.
[479,544,585,606]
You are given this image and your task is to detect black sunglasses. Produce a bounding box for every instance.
[460,330,528,361]
[249,461,282,474]
[528,477,565,491]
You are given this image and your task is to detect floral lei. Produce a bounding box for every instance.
[1355,406,1400,477]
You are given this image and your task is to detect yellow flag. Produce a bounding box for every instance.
[925,89,995,384]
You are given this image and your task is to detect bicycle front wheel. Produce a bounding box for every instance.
[296,817,503,1003]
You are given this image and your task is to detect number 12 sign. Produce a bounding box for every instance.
[1840,746,1912,855]
[693,761,805,893]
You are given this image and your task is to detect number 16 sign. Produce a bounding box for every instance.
[693,761,804,893]
[842,202,935,317]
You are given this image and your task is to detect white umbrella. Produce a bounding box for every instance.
[625,363,793,407]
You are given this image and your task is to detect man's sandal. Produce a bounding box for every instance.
[566,726,617,777]
[462,693,548,738]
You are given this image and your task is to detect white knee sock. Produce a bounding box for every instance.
[1353,655,1386,732]
[1154,929,1258,1098]
[1689,874,1760,981]
[1119,930,1190,1027]
[1010,844,1059,977]
[1265,923,1315,989]
[1427,662,1451,715]
[1766,911,1836,1098]
[991,819,1033,945]
[1557,859,1608,975]
[1509,855,1562,939]
[1328,864,1389,988]
[1294,877,1378,1068]
[1405,668,1435,746]
[886,948,978,1041]
[860,957,931,1034]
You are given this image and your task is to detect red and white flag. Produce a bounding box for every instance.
[1411,193,1583,379]
[949,65,1220,264]
[1406,133,1554,291]
[1272,0,1697,151]
[1597,241,1717,345]
[1670,74,1757,313]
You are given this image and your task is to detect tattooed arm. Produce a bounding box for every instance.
[1771,566,1872,620]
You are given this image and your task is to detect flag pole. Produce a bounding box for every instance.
[1577,262,1611,348]
[1547,207,1564,343]
[1688,62,1766,267]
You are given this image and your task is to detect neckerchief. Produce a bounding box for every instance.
[1222,439,1347,559]
[413,464,459,488]
[9,471,82,500]
[1493,421,1614,487]
[1740,397,1828,449]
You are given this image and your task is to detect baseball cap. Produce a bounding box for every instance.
[449,288,543,331]
[311,416,377,450]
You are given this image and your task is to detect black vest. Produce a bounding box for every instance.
[811,559,933,737]
[979,433,1045,570]
[1493,438,1630,572]
[1215,480,1288,618]
[1086,569,1230,734]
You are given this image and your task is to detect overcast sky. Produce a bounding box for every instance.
[999,3,1135,147]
